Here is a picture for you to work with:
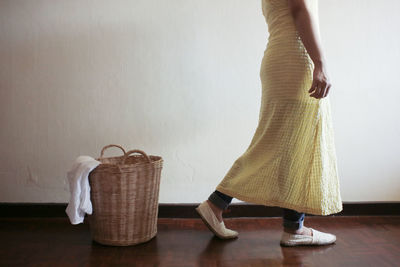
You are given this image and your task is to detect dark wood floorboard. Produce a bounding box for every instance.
[0,216,399,267]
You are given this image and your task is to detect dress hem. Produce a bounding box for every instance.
[215,185,343,216]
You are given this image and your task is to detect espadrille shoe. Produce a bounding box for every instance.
[280,227,336,246]
[195,200,238,239]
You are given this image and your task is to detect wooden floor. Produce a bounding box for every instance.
[1,216,399,267]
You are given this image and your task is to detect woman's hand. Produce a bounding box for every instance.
[308,62,331,99]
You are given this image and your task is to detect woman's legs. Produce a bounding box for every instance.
[207,191,311,235]
[282,208,305,230]
[208,190,233,211]
[282,208,313,236]
[206,190,233,223]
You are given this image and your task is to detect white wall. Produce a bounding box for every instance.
[0,0,399,203]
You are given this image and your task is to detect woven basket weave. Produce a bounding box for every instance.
[87,144,163,246]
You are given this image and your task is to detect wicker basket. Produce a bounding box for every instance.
[87,144,163,246]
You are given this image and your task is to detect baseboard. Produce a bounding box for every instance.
[0,202,399,218]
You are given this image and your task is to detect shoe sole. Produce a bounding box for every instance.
[195,206,238,240]
[280,239,336,247]
[280,241,335,246]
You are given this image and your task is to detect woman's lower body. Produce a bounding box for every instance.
[196,36,341,244]
[208,190,305,231]
[197,188,338,245]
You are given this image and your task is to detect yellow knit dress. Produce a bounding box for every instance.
[215,0,343,216]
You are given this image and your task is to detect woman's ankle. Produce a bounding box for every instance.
[207,200,224,217]
[284,226,304,233]
[207,200,222,211]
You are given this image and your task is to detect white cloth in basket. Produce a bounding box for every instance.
[65,155,101,225]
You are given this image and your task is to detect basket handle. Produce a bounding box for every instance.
[122,149,152,164]
[99,144,126,159]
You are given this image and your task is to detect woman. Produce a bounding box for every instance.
[196,0,343,246]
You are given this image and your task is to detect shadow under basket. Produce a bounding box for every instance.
[87,144,163,246]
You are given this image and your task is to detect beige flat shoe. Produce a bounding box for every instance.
[280,227,336,246]
[195,200,238,239]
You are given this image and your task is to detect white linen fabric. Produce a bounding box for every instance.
[65,155,101,225]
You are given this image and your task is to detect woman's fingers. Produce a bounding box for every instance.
[310,80,330,99]
[308,81,316,93]
[323,83,331,98]
[309,87,320,98]
[309,80,322,98]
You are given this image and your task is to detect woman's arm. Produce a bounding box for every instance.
[288,0,331,99]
